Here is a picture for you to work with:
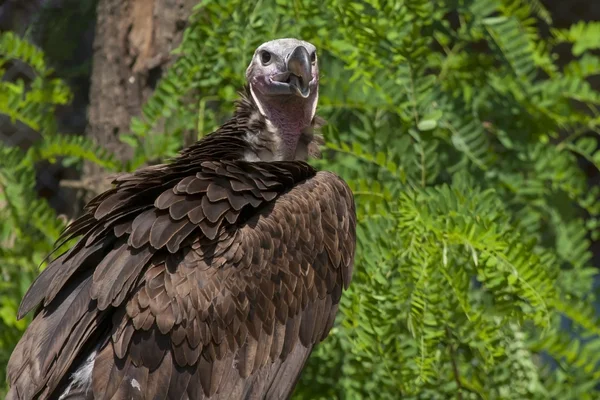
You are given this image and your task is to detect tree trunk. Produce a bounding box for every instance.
[83,0,196,194]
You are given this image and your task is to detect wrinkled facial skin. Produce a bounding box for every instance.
[246,38,319,99]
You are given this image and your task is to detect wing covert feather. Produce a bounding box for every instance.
[7,160,355,400]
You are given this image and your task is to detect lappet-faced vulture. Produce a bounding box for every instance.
[7,38,356,400]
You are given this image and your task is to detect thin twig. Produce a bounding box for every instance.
[60,173,122,194]
[60,179,95,190]
[446,326,463,400]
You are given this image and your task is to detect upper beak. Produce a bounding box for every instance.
[286,46,312,98]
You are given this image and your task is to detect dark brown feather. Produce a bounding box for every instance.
[146,353,173,400]
[129,209,159,249]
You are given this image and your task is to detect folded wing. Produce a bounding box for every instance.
[7,160,356,400]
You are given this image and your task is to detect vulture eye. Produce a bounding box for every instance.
[310,51,317,64]
[260,51,272,65]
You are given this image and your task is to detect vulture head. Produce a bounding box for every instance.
[246,38,320,160]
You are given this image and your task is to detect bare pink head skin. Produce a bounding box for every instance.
[246,38,319,160]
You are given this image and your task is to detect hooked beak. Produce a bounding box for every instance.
[285,46,312,98]
[251,45,315,98]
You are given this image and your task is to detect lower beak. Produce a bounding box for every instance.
[286,46,312,98]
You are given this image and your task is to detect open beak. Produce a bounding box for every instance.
[285,46,312,98]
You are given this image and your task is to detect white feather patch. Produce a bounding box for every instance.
[58,350,96,400]
[131,378,142,391]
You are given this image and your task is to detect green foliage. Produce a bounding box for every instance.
[3,0,600,398]
[553,21,600,56]
[0,32,71,132]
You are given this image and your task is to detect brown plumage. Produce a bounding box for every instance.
[7,38,355,400]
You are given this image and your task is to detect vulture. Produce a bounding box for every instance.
[6,38,356,400]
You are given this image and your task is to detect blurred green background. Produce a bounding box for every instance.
[2,0,600,398]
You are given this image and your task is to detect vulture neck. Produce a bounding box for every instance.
[173,87,323,166]
[247,86,320,162]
